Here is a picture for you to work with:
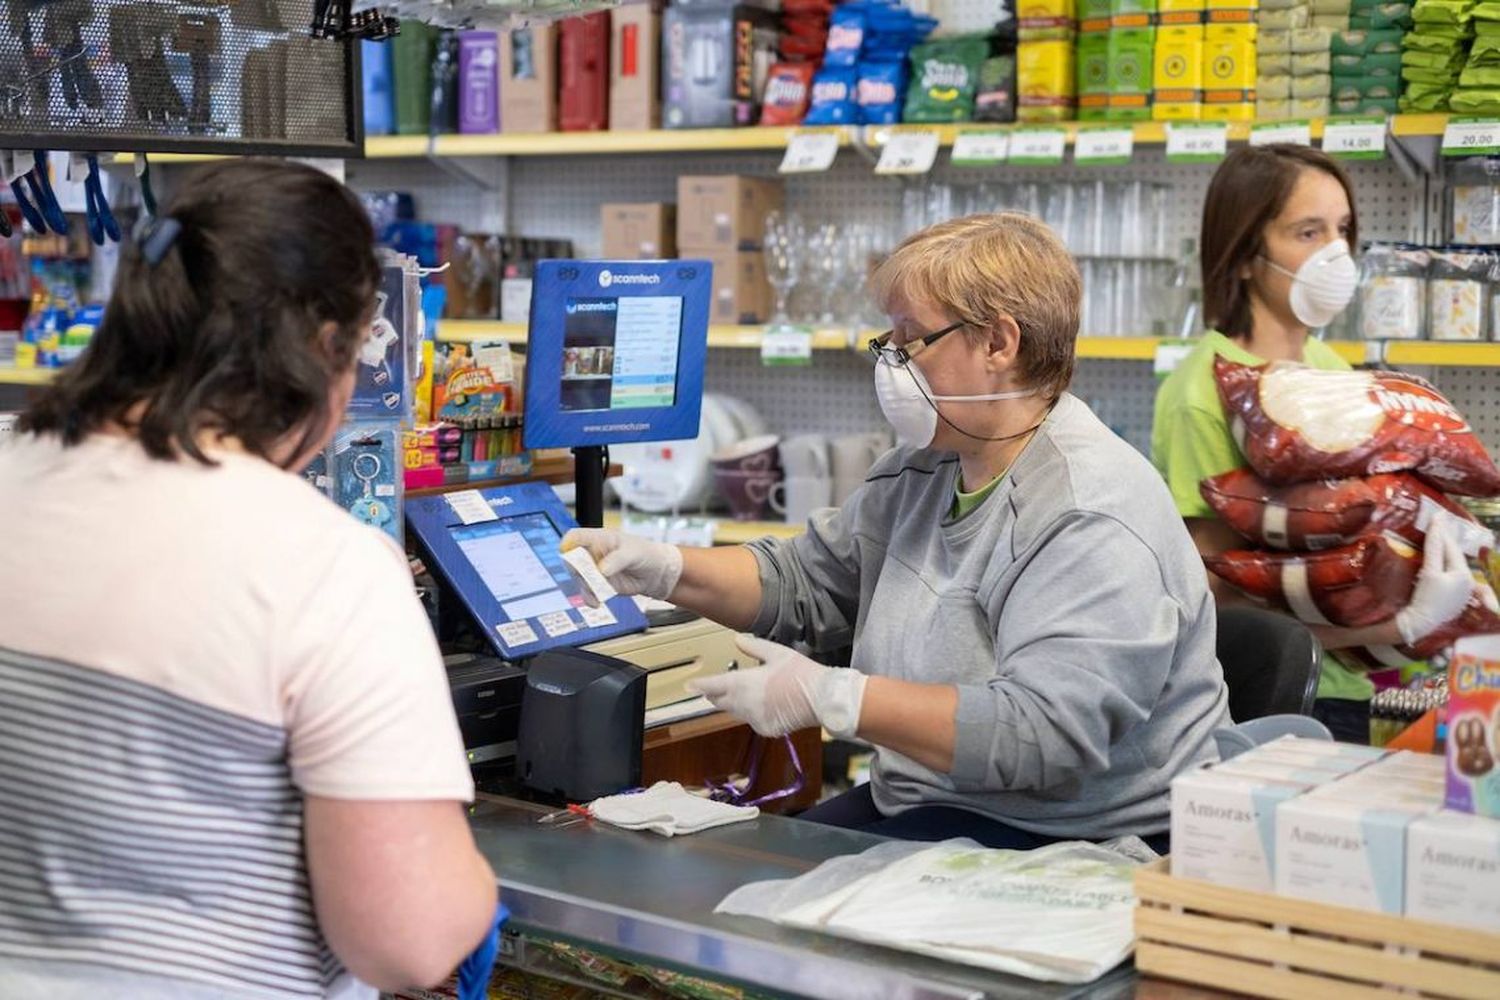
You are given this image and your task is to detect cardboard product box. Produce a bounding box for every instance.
[1449,635,1500,818]
[1107,27,1156,119]
[499,23,558,133]
[458,32,501,134]
[1110,0,1159,28]
[676,175,783,251]
[393,19,438,135]
[1405,810,1500,932]
[1202,101,1256,118]
[1078,32,1112,118]
[611,2,662,130]
[1017,38,1077,122]
[662,3,779,128]
[601,202,677,259]
[699,249,772,325]
[559,11,610,131]
[1204,23,1257,106]
[1153,24,1206,119]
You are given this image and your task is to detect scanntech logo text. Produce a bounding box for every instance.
[598,269,661,288]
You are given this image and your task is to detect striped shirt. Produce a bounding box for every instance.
[0,433,473,998]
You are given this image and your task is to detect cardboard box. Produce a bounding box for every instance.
[1078,32,1112,117]
[1449,635,1500,818]
[601,202,677,259]
[1204,23,1257,105]
[1107,27,1155,119]
[1170,765,1313,892]
[662,3,779,128]
[676,175,783,251]
[500,24,557,133]
[1153,24,1206,119]
[701,250,771,325]
[611,2,662,130]
[1405,810,1500,932]
[559,11,610,131]
[457,32,500,134]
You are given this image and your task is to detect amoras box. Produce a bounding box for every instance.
[1170,765,1315,892]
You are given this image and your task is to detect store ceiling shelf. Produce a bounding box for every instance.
[0,367,56,385]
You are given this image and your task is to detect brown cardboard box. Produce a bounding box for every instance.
[601,203,676,259]
[676,175,783,251]
[499,24,557,133]
[700,250,772,325]
[610,2,661,131]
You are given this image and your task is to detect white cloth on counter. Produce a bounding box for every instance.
[590,781,759,837]
[716,837,1157,984]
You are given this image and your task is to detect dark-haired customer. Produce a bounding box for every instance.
[1152,144,1483,743]
[0,160,496,996]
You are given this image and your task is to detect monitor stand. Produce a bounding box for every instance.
[573,444,608,529]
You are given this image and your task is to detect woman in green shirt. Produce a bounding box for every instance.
[1153,144,1473,743]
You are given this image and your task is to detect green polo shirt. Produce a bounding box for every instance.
[1151,330,1374,703]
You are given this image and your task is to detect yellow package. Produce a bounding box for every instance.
[1205,24,1257,103]
[1257,96,1293,118]
[1018,39,1076,120]
[1258,51,1292,73]
[1018,0,1077,16]
[1153,24,1205,118]
[1259,6,1311,28]
[1258,72,1292,99]
[1293,95,1331,117]
[1203,101,1257,119]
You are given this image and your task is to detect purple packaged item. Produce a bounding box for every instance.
[458,31,500,134]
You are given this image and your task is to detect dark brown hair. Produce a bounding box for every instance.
[1200,144,1359,339]
[21,158,379,466]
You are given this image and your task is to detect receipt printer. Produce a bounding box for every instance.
[517,648,648,802]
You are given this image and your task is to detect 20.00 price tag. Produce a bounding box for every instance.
[1165,123,1228,163]
[950,130,1009,166]
[779,130,841,174]
[874,129,941,175]
[1443,118,1500,157]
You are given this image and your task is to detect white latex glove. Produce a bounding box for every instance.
[1396,520,1480,645]
[560,528,683,601]
[687,635,868,739]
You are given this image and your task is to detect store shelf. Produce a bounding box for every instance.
[437,320,859,351]
[407,456,618,498]
[1385,341,1500,367]
[0,367,56,385]
[602,510,803,544]
[366,127,842,159]
[1076,337,1161,361]
[1330,342,1368,365]
[869,114,1452,148]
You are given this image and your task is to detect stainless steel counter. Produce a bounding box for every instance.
[469,795,1138,1000]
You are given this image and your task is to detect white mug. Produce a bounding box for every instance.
[830,431,893,506]
[770,475,834,525]
[778,434,830,480]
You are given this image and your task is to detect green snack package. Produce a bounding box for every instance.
[1412,0,1476,25]
[975,54,1018,122]
[1332,28,1406,53]
[1403,47,1468,69]
[1404,66,1464,82]
[1480,20,1500,34]
[1077,32,1111,112]
[1334,93,1364,112]
[1460,65,1500,84]
[1350,4,1415,27]
[1470,33,1500,58]
[1451,87,1500,110]
[1403,29,1473,49]
[904,34,991,123]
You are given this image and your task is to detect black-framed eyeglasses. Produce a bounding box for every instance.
[866,320,967,367]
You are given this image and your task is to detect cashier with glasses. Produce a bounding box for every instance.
[567,214,1229,851]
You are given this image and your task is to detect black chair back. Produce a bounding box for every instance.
[1215,606,1322,722]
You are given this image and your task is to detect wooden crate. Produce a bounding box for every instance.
[1134,859,1500,1000]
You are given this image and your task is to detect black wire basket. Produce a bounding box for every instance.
[0,0,362,156]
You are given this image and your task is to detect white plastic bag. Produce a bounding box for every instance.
[715,838,1153,984]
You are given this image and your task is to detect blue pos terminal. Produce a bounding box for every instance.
[522,259,712,527]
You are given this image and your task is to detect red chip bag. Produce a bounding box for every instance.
[1200,469,1483,551]
[1215,358,1500,496]
[759,63,817,126]
[1334,596,1500,670]
[1206,532,1420,628]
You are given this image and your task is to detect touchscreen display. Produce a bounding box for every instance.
[451,513,588,620]
[559,295,683,413]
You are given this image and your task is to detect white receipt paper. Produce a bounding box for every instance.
[562,547,619,603]
[497,620,539,648]
[446,489,498,525]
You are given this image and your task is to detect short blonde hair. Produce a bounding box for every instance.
[869,213,1081,401]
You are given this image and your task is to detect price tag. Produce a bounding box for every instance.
[874,129,941,174]
[1165,122,1228,163]
[761,326,814,366]
[1322,116,1387,160]
[1074,126,1134,165]
[779,130,841,174]
[538,611,578,639]
[446,489,497,525]
[496,620,539,649]
[1153,339,1196,379]
[1443,117,1500,157]
[579,604,619,629]
[1250,119,1313,147]
[1008,127,1067,165]
[951,130,1009,166]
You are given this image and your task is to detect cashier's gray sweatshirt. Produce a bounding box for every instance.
[746,393,1230,839]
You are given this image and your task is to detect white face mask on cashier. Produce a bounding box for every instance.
[873,357,1038,450]
[1260,238,1358,329]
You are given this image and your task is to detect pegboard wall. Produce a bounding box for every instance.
[341,144,1492,457]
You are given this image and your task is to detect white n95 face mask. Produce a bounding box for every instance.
[1262,238,1358,329]
[873,358,1037,449]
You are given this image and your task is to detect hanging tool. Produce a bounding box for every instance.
[5,151,47,234]
[83,154,119,245]
[25,151,69,234]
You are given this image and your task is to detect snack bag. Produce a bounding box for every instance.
[1214,358,1500,496]
[760,63,817,125]
[855,60,908,123]
[1448,634,1500,817]
[1200,469,1489,551]
[903,34,990,122]
[803,66,859,124]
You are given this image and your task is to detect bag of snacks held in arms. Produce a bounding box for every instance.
[1214,358,1500,496]
[1200,468,1490,551]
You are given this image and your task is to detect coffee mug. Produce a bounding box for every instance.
[830,431,893,505]
[770,475,834,525]
[714,468,782,521]
[778,434,830,480]
[710,433,782,475]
